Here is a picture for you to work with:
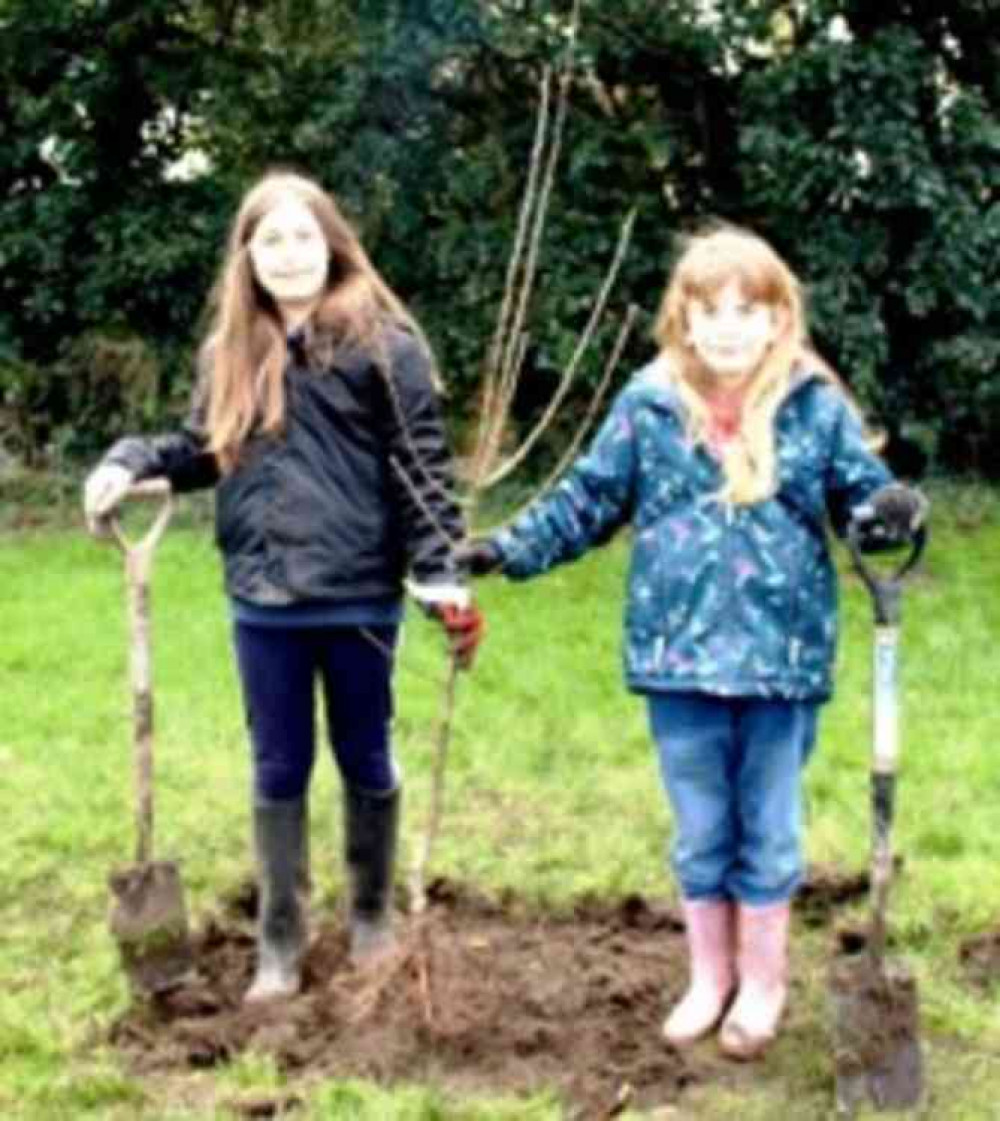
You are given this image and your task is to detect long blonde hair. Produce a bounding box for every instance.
[201,170,427,471]
[653,225,845,505]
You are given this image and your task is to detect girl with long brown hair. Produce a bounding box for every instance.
[85,170,483,1003]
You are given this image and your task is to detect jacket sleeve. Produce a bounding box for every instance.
[377,331,466,584]
[493,389,637,579]
[822,388,892,536]
[102,374,220,493]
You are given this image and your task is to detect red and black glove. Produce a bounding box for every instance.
[433,602,486,670]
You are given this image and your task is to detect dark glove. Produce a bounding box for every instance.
[432,602,486,670]
[455,538,503,577]
[850,483,928,553]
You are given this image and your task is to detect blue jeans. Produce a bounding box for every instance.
[648,692,819,906]
[233,623,399,800]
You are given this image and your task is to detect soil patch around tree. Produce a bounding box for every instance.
[108,869,877,1118]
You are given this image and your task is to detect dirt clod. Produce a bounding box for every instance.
[795,864,874,928]
[959,926,1000,991]
[227,1095,303,1117]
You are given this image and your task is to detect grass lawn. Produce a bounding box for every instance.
[2,479,1000,1118]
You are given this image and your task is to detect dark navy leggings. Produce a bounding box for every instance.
[233,623,398,800]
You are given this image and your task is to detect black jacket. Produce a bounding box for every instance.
[104,327,466,604]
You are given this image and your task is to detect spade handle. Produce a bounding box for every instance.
[110,479,174,864]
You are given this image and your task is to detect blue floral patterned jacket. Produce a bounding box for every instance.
[493,360,892,702]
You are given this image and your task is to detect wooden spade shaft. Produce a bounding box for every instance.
[111,480,174,866]
[105,479,195,998]
[125,546,156,865]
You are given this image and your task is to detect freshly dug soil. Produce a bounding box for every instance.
[794,864,871,928]
[958,926,1000,991]
[108,870,870,1117]
[110,880,695,1117]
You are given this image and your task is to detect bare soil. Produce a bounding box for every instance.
[108,867,873,1118]
[958,926,1000,991]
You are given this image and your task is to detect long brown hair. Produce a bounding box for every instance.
[653,224,848,505]
[201,170,427,471]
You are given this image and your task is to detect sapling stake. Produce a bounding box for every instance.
[352,0,638,1019]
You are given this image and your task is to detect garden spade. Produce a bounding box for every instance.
[106,478,193,997]
[829,518,927,1114]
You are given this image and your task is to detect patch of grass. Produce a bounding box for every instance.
[2,479,1000,1116]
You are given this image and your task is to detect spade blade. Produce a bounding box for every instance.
[830,953,923,1114]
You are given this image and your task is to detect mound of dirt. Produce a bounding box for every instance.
[109,880,702,1116]
[108,870,868,1116]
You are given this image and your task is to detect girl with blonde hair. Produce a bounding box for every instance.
[85,170,484,1002]
[461,225,925,1058]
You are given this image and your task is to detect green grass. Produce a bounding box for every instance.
[3,479,1000,1118]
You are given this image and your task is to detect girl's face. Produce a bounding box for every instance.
[249,197,330,322]
[684,278,782,382]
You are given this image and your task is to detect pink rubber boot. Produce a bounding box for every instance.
[719,901,790,1060]
[662,899,736,1047]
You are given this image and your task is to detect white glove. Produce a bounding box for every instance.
[405,580,470,611]
[83,464,134,536]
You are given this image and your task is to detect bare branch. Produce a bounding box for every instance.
[475,330,529,487]
[469,67,553,489]
[491,303,640,529]
[389,455,464,553]
[408,656,460,915]
[473,0,581,491]
[484,207,637,488]
[375,360,470,511]
[495,62,571,388]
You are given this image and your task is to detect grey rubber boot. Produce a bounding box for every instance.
[343,783,401,965]
[245,797,308,1003]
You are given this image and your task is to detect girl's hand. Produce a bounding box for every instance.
[83,464,134,537]
[851,484,928,552]
[432,602,486,670]
[455,538,503,577]
[405,582,486,670]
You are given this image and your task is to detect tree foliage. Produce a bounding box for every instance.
[1,0,997,474]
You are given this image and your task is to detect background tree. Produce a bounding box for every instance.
[1,0,997,476]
